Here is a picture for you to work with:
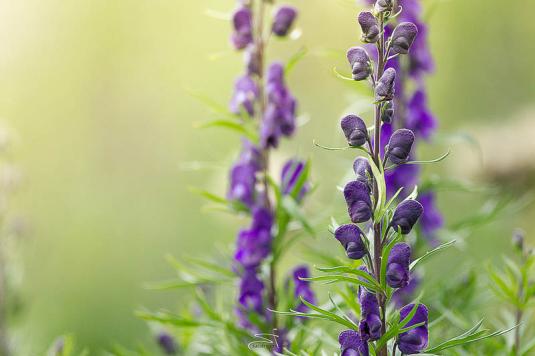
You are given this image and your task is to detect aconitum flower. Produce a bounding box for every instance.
[358,11,380,43]
[390,22,418,55]
[244,44,261,76]
[344,181,373,223]
[341,115,368,147]
[338,330,369,356]
[281,159,309,200]
[230,75,259,117]
[347,47,371,81]
[390,199,423,234]
[353,157,373,190]
[406,89,437,140]
[385,162,419,198]
[292,265,316,313]
[156,331,178,355]
[334,224,367,260]
[385,129,415,164]
[397,304,429,354]
[419,192,443,239]
[358,287,382,341]
[234,207,273,268]
[237,268,265,328]
[375,68,396,101]
[386,243,411,288]
[272,6,298,37]
[228,140,262,207]
[231,6,253,50]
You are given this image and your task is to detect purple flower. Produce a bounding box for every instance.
[406,89,437,140]
[244,44,261,76]
[156,332,178,355]
[272,6,298,37]
[419,192,443,239]
[397,304,429,354]
[228,140,262,207]
[231,6,253,50]
[353,157,373,190]
[341,115,368,147]
[358,11,379,43]
[390,22,418,55]
[273,328,290,353]
[234,207,273,268]
[281,159,309,200]
[292,265,316,313]
[334,224,367,260]
[386,243,411,288]
[385,129,415,164]
[237,267,265,328]
[385,162,420,199]
[390,199,423,234]
[344,181,373,223]
[375,68,396,101]
[230,75,259,117]
[347,47,371,81]
[338,330,369,356]
[358,288,382,341]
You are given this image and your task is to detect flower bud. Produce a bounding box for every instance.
[244,45,261,76]
[391,22,418,55]
[272,6,298,37]
[334,224,367,260]
[374,0,393,14]
[390,199,424,234]
[343,181,373,223]
[347,47,371,81]
[157,332,178,355]
[359,289,383,341]
[381,101,394,124]
[353,157,373,189]
[341,115,368,147]
[512,229,525,252]
[397,304,429,354]
[375,67,396,101]
[386,243,411,288]
[358,11,380,43]
[230,75,259,117]
[231,7,253,50]
[385,128,414,164]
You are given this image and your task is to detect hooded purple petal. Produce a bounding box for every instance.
[341,115,368,147]
[272,6,298,36]
[334,224,367,260]
[385,129,415,164]
[386,243,411,288]
[390,199,423,234]
[397,303,429,354]
[343,181,373,223]
[339,330,369,356]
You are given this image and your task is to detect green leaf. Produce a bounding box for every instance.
[387,150,450,170]
[281,196,315,237]
[315,265,382,291]
[286,47,308,74]
[186,89,237,120]
[380,232,402,289]
[300,274,379,293]
[409,240,456,271]
[136,310,213,328]
[194,119,257,140]
[332,67,354,81]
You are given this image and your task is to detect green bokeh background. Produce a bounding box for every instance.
[1,0,534,353]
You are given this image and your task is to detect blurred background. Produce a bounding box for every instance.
[0,0,534,354]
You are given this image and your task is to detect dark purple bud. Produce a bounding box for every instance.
[375,67,396,101]
[236,268,265,329]
[358,289,382,341]
[230,75,259,117]
[374,0,393,13]
[397,304,429,354]
[234,208,273,268]
[390,199,424,234]
[272,6,298,37]
[343,181,373,223]
[231,7,253,50]
[341,115,368,147]
[358,11,380,43]
[385,129,415,164]
[386,243,411,288]
[338,330,369,356]
[281,159,309,200]
[381,101,394,124]
[334,224,367,260]
[353,157,373,189]
[244,44,261,76]
[347,47,371,81]
[390,22,418,55]
[157,332,178,355]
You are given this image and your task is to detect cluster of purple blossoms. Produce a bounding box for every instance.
[228,1,315,336]
[332,2,430,354]
[363,0,442,243]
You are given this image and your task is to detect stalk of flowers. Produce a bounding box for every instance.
[328,2,427,354]
[228,0,315,341]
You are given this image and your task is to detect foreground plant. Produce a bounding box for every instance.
[276,1,513,355]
